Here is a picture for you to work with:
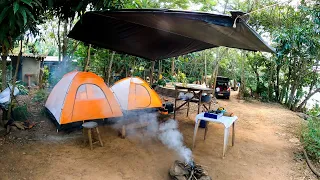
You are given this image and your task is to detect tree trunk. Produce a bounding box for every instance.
[275,64,281,101]
[287,83,297,109]
[297,88,320,111]
[57,19,61,63]
[171,57,175,76]
[239,52,246,99]
[7,40,23,120]
[106,51,115,86]
[253,65,259,94]
[38,59,44,89]
[62,19,69,70]
[284,66,292,104]
[212,64,219,91]
[158,60,162,78]
[1,50,8,91]
[298,60,320,109]
[204,51,207,85]
[84,44,91,72]
[268,63,274,101]
[150,61,155,85]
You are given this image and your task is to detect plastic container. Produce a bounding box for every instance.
[204,112,223,119]
[201,95,212,103]
[199,120,207,128]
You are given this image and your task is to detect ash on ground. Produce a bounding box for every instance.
[169,160,212,180]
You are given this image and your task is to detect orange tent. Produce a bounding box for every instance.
[111,77,162,110]
[45,71,123,125]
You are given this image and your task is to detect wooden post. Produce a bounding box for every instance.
[121,125,126,139]
[88,129,93,150]
[84,44,91,72]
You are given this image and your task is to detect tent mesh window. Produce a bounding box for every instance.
[76,84,106,100]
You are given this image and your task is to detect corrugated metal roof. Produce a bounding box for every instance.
[9,54,46,58]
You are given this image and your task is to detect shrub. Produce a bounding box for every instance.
[32,90,49,103]
[302,105,320,160]
[157,79,166,87]
[12,104,31,121]
[177,71,187,84]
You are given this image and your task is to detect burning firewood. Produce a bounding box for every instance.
[169,160,212,180]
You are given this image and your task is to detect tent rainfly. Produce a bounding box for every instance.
[45,71,123,125]
[68,9,275,61]
[111,77,162,110]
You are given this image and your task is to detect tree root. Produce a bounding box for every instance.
[303,148,320,177]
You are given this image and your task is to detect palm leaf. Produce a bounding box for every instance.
[24,7,36,22]
[13,2,20,14]
[21,0,33,8]
[0,6,9,24]
[19,7,27,25]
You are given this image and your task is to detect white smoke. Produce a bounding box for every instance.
[112,111,193,164]
[158,119,193,164]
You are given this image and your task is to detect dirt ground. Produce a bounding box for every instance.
[0,91,318,180]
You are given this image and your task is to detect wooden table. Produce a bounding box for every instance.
[173,83,213,119]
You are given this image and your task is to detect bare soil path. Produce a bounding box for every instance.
[0,91,317,180]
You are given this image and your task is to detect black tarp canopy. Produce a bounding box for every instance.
[68,9,274,60]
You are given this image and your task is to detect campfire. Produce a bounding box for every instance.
[169,160,212,180]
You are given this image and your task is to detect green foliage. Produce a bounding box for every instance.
[177,71,187,84]
[32,89,48,103]
[157,79,166,87]
[42,65,50,85]
[302,105,320,160]
[0,0,44,52]
[12,104,30,121]
[16,81,28,95]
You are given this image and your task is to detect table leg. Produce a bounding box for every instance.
[197,91,202,114]
[232,122,235,146]
[204,121,209,140]
[174,97,177,119]
[223,127,230,157]
[192,120,201,150]
[187,101,190,117]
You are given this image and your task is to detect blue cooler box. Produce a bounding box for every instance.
[204,112,223,119]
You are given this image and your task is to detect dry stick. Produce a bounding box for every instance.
[303,148,320,177]
[7,39,23,120]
